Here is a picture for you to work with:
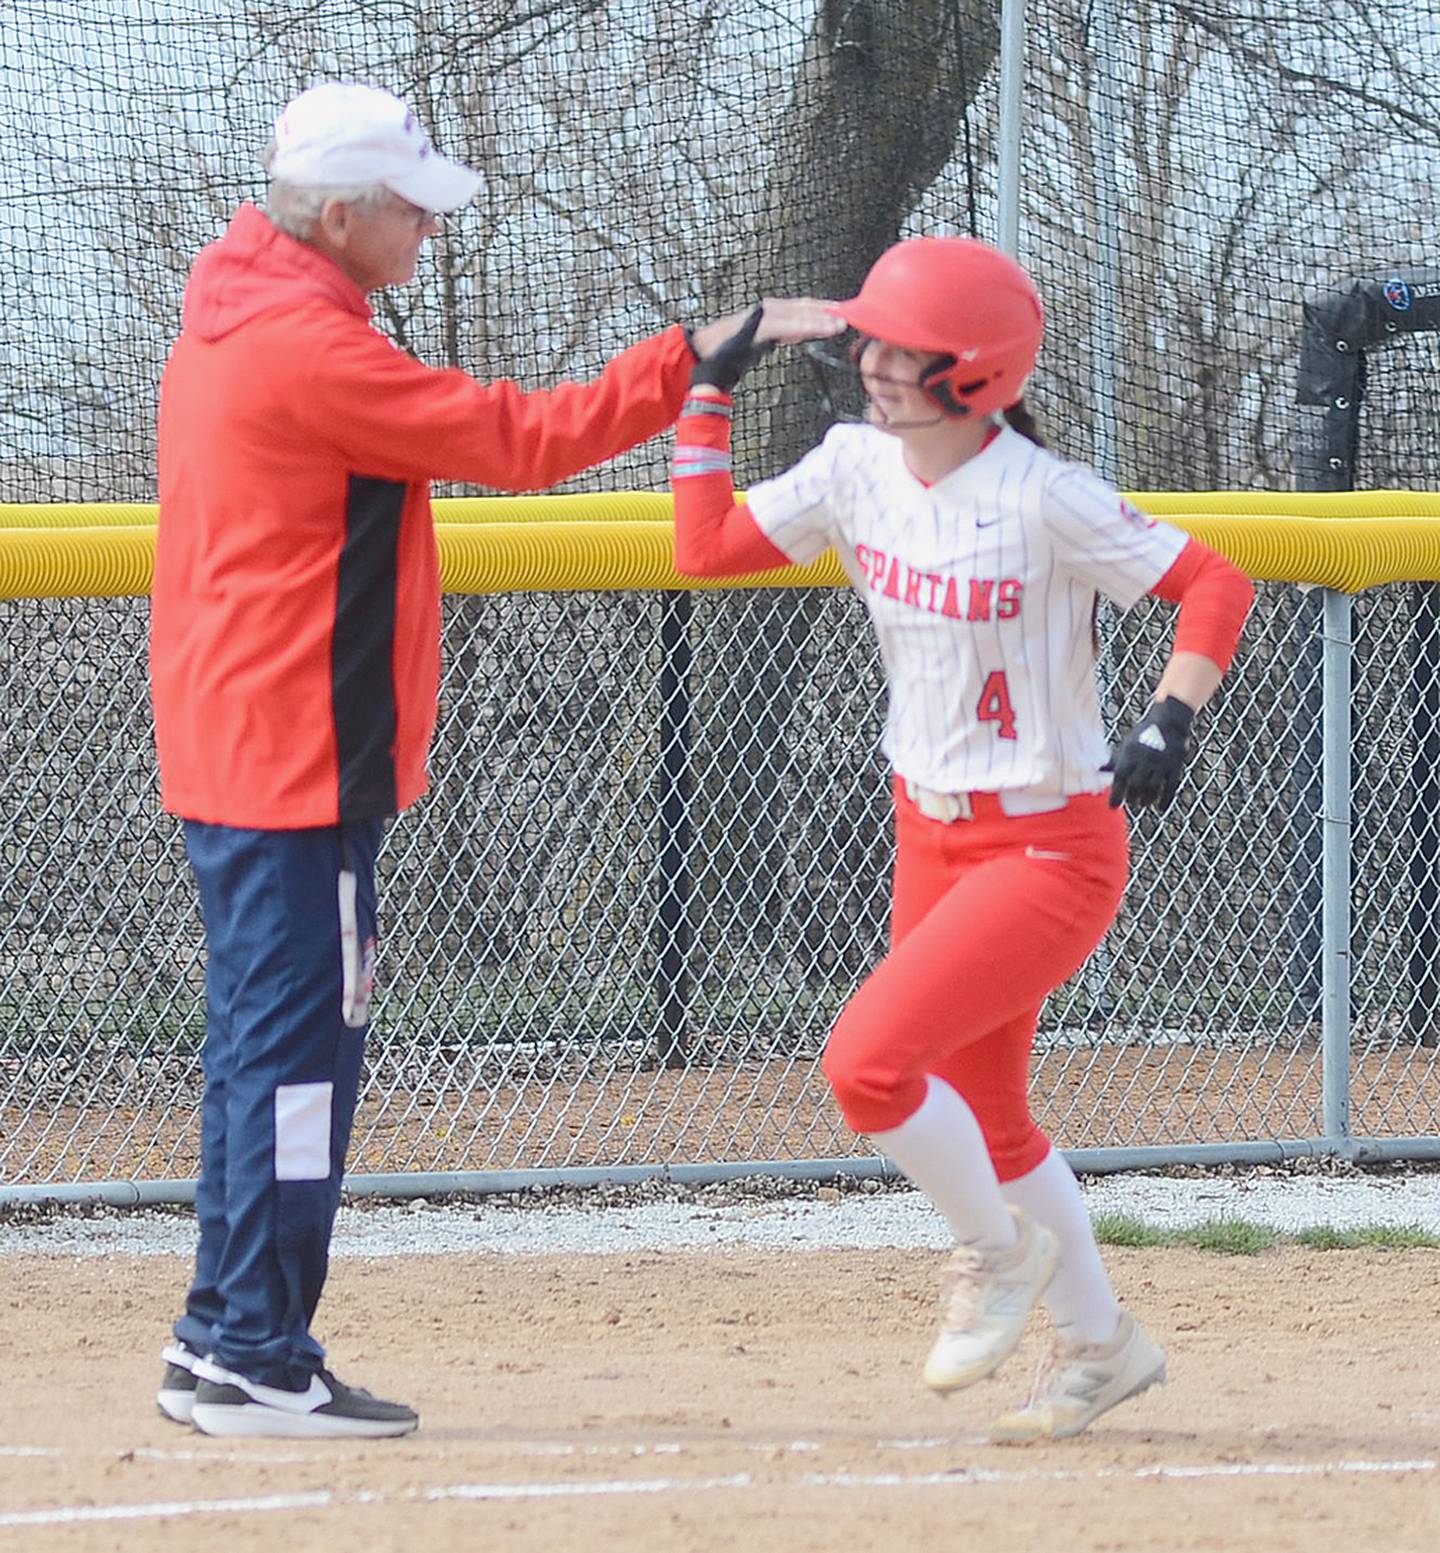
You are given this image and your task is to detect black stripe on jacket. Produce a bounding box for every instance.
[332,474,403,821]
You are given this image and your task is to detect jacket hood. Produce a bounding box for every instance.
[180,204,371,342]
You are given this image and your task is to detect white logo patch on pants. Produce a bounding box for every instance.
[274,1081,334,1181]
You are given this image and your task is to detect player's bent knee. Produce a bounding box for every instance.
[822,1043,926,1136]
[986,1125,1052,1184]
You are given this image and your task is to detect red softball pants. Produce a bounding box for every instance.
[822,782,1129,1181]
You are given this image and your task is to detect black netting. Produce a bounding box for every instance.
[9,0,1435,502]
[1353,334,1440,490]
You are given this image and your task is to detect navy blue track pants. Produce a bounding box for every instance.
[173,818,382,1389]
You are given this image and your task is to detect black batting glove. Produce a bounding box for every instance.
[690,305,771,394]
[1104,696,1196,812]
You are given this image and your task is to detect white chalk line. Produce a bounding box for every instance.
[0,1434,982,1468]
[0,1444,312,1466]
[0,1455,1434,1527]
[0,1491,333,1528]
[418,1474,753,1504]
[0,1478,753,1528]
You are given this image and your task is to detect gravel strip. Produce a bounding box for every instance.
[2,1168,1439,1258]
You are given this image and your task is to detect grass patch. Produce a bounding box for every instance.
[1172,1218,1281,1255]
[1091,1211,1169,1248]
[1092,1215,1440,1253]
[1292,1223,1440,1251]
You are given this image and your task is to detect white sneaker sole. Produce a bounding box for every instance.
[156,1389,197,1426]
[989,1356,1168,1443]
[191,1402,418,1440]
[157,1346,200,1425]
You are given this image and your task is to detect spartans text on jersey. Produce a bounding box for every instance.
[853,543,1024,622]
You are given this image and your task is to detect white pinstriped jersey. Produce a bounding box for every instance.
[744,422,1187,795]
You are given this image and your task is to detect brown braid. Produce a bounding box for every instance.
[1002,398,1046,447]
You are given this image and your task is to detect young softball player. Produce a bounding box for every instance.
[670,237,1252,1441]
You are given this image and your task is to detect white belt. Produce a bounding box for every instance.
[903,779,1069,824]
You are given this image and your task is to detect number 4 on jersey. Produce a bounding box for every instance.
[976,670,1018,740]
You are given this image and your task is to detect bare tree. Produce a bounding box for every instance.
[1024,0,1440,489]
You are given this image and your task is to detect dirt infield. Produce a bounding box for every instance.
[1,1244,1436,1552]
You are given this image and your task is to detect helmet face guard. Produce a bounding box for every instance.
[802,335,870,425]
[805,333,958,430]
[835,237,1044,420]
[918,357,975,417]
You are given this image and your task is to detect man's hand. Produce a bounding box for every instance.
[689,305,769,394]
[688,298,843,362]
[1104,696,1196,812]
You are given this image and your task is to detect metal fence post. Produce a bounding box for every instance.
[1082,0,1122,1019]
[1287,591,1325,1021]
[1321,587,1352,1144]
[996,0,1024,256]
[1408,584,1440,1047]
[656,591,693,1069]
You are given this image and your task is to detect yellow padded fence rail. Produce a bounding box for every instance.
[0,495,675,528]
[0,527,159,599]
[3,491,1440,598]
[6,490,1440,530]
[0,503,162,528]
[440,522,841,592]
[1128,490,1440,518]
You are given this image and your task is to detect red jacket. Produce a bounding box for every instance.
[153,205,693,828]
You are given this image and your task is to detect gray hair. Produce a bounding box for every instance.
[260,139,389,239]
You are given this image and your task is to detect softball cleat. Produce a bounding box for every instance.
[987,1309,1168,1442]
[923,1207,1059,1393]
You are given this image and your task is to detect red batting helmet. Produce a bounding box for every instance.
[837,237,1044,418]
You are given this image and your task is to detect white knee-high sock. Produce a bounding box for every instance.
[870,1075,1016,1249]
[1001,1148,1120,1343]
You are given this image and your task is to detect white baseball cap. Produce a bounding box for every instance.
[269,83,481,213]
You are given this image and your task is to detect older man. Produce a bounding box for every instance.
[150,81,837,1440]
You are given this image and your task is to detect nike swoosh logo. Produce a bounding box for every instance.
[249,1373,333,1413]
[195,1361,333,1413]
[976,514,1004,528]
[1024,846,1071,862]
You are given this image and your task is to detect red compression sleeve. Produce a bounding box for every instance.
[671,389,794,576]
[1148,537,1254,673]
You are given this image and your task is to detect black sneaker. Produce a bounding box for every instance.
[189,1360,418,1439]
[156,1342,201,1425]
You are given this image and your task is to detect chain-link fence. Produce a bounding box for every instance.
[2,578,1438,1194]
[4,0,1440,1193]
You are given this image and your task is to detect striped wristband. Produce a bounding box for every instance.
[681,394,733,418]
[672,445,732,479]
